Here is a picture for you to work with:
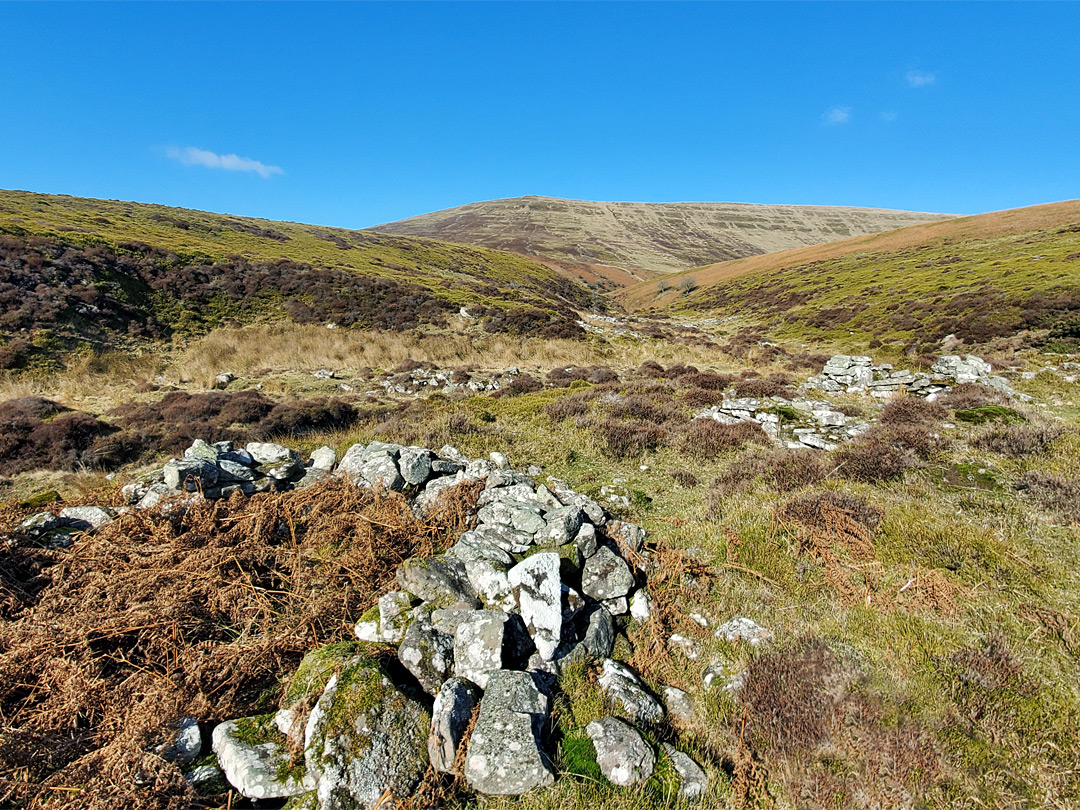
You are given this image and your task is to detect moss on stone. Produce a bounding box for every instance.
[284,642,376,707]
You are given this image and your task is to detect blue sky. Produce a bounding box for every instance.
[1,2,1077,228]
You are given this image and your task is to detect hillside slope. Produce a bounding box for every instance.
[0,190,600,369]
[621,199,1080,349]
[371,195,951,283]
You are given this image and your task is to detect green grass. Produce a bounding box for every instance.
[647,204,1080,351]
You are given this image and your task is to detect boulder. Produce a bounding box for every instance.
[428,677,481,773]
[184,438,221,462]
[361,452,405,492]
[212,714,315,799]
[581,546,634,601]
[544,505,585,545]
[663,686,696,724]
[163,458,218,491]
[586,716,655,786]
[597,659,664,724]
[464,671,554,795]
[630,589,653,622]
[508,553,562,661]
[463,558,516,613]
[396,556,478,608]
[58,505,113,531]
[246,442,296,466]
[662,743,708,798]
[453,610,508,689]
[398,447,435,486]
[398,615,455,696]
[309,446,337,471]
[304,657,430,810]
[451,531,514,566]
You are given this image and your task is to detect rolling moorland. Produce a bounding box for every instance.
[0,189,1078,810]
[371,196,950,288]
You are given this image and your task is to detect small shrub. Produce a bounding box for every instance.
[954,405,1026,425]
[597,419,666,459]
[681,371,736,391]
[833,437,919,483]
[680,419,769,459]
[742,639,845,756]
[635,360,665,378]
[937,383,1010,411]
[545,390,599,421]
[669,468,699,488]
[500,375,544,397]
[392,359,425,374]
[769,450,830,492]
[880,396,946,427]
[780,491,882,537]
[974,424,1063,457]
[733,377,791,399]
[606,395,676,424]
[1016,471,1080,522]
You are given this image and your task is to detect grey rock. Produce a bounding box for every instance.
[20,512,60,533]
[581,605,615,660]
[214,372,235,389]
[430,607,479,637]
[463,558,516,613]
[160,715,202,764]
[451,531,514,566]
[581,546,635,601]
[573,521,598,559]
[586,716,655,786]
[336,443,370,481]
[453,610,508,689]
[663,686,696,723]
[361,452,405,492]
[430,459,465,475]
[163,458,219,491]
[561,583,585,622]
[245,442,295,465]
[714,617,774,646]
[186,764,227,794]
[662,743,708,798]
[464,670,554,795]
[508,553,562,661]
[398,615,455,696]
[304,660,430,810]
[472,523,533,554]
[309,446,337,470]
[477,499,546,536]
[379,591,419,643]
[136,483,173,510]
[597,659,664,724]
[608,520,646,552]
[217,459,259,482]
[58,505,113,531]
[396,556,478,609]
[184,438,221,462]
[398,447,434,486]
[212,716,315,799]
[544,505,584,545]
[602,595,629,616]
[630,589,653,622]
[429,677,481,773]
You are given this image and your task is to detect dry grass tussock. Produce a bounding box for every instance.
[0,477,482,810]
[174,324,727,385]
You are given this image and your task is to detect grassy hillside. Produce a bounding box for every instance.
[622,200,1080,351]
[0,190,600,370]
[371,195,950,285]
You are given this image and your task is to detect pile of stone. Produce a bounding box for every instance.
[379,366,520,396]
[118,440,711,806]
[804,353,1026,401]
[694,396,871,452]
[118,439,338,510]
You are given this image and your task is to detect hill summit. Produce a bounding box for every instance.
[371,195,951,285]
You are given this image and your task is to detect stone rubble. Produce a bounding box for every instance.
[32,436,719,805]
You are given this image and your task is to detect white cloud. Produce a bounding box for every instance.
[905,70,936,88]
[881,111,898,122]
[823,106,852,125]
[166,146,283,178]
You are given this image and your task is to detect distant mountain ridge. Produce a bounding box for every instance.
[371,195,952,284]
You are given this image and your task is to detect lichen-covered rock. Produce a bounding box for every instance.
[463,558,516,613]
[429,677,481,773]
[573,521,598,559]
[451,531,514,566]
[544,505,585,545]
[246,442,296,465]
[378,591,420,643]
[309,446,337,470]
[58,505,113,531]
[163,458,218,491]
[662,743,708,798]
[597,659,664,724]
[630,589,653,621]
[453,610,508,689]
[586,716,655,786]
[398,615,454,696]
[304,658,430,810]
[581,546,634,601]
[157,715,202,764]
[397,447,435,486]
[396,557,478,608]
[663,686,697,724]
[477,498,546,536]
[508,553,562,661]
[464,670,554,795]
[360,452,405,492]
[714,617,774,646]
[213,714,315,799]
[472,523,534,554]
